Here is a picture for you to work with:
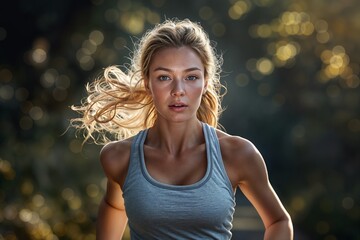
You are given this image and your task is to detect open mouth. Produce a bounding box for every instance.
[169,104,187,107]
[169,103,188,110]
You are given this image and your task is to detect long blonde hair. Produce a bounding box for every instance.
[71,19,225,144]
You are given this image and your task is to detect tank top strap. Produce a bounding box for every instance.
[123,129,148,191]
[202,123,234,195]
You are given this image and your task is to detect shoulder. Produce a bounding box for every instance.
[215,129,260,161]
[99,137,134,184]
[215,129,265,185]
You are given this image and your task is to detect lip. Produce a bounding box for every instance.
[168,102,188,111]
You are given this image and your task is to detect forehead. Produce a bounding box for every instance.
[149,46,204,71]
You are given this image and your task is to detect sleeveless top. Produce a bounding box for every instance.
[122,122,236,240]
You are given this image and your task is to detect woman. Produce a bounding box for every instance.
[72,19,293,239]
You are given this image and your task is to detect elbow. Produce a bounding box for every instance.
[265,213,294,240]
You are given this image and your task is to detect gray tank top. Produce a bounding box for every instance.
[123,122,236,239]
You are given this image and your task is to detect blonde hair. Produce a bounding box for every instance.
[71,19,225,144]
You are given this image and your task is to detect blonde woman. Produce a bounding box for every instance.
[72,19,293,240]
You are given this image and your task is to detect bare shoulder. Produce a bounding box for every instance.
[215,129,260,162]
[215,129,266,186]
[99,137,134,185]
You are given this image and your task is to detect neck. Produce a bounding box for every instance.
[147,119,204,155]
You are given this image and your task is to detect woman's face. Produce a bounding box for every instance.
[147,46,207,123]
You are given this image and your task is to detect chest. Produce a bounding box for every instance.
[143,144,207,186]
[124,181,235,233]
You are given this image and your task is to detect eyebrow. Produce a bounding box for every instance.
[152,67,202,72]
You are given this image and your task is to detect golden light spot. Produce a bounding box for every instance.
[62,188,75,201]
[0,159,15,180]
[89,30,104,46]
[21,180,34,195]
[256,58,274,75]
[228,0,249,20]
[212,23,226,37]
[332,45,345,55]
[86,184,100,198]
[29,106,44,121]
[82,40,97,54]
[320,50,332,64]
[316,32,330,43]
[39,206,53,219]
[235,73,249,87]
[69,139,82,154]
[291,196,305,211]
[79,55,95,71]
[32,49,47,64]
[32,194,45,208]
[120,12,145,35]
[329,55,344,68]
[315,19,328,33]
[68,196,82,210]
[19,209,32,222]
[257,24,272,38]
[41,69,58,88]
[275,43,298,62]
[0,85,14,100]
[342,74,360,88]
[199,6,213,20]
[300,22,314,35]
[146,11,160,24]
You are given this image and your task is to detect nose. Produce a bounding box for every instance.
[171,80,185,97]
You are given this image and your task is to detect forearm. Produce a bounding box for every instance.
[96,198,128,240]
[264,218,293,240]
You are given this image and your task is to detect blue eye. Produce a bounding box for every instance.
[159,76,171,81]
[186,75,198,81]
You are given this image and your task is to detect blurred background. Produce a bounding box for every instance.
[0,0,359,239]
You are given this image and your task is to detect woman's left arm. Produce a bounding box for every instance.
[238,142,293,240]
[221,135,293,240]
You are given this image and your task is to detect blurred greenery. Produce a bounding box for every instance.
[0,0,359,239]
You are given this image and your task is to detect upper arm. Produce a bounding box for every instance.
[220,135,291,229]
[99,140,131,209]
[239,145,290,228]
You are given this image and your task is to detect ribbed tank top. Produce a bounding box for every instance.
[123,122,236,240]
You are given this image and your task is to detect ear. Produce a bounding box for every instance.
[144,78,151,93]
[203,79,208,95]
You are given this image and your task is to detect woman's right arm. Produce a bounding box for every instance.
[96,141,131,240]
[96,179,128,239]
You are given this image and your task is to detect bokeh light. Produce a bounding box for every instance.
[0,0,359,239]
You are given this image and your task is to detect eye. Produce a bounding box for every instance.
[158,75,171,81]
[186,75,199,81]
